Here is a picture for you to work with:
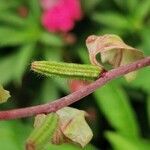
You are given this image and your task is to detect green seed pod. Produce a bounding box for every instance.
[31,61,103,80]
[26,113,58,150]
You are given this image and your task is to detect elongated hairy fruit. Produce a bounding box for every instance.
[31,61,103,80]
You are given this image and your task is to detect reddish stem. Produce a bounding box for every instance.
[0,57,150,120]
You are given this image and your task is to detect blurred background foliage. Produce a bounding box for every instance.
[0,0,150,149]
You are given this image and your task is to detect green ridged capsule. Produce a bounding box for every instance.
[31,61,103,80]
[26,113,58,150]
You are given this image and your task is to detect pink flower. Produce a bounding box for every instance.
[41,0,82,32]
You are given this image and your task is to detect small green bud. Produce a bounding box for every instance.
[0,85,10,104]
[26,113,58,150]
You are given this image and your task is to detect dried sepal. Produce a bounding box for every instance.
[34,114,46,128]
[86,34,144,81]
[0,85,11,104]
[29,107,93,148]
[51,126,65,145]
[56,107,93,147]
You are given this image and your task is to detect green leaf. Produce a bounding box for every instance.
[40,79,59,102]
[0,27,40,47]
[77,47,90,64]
[97,28,125,37]
[113,0,125,9]
[0,120,31,150]
[113,0,138,12]
[147,95,150,126]
[40,32,64,47]
[0,12,25,27]
[0,0,19,11]
[0,45,34,85]
[131,67,150,92]
[0,44,34,85]
[53,78,69,93]
[28,0,41,20]
[94,82,140,138]
[92,12,130,30]
[44,48,62,61]
[0,54,16,85]
[0,27,28,46]
[140,28,150,55]
[13,44,35,84]
[105,131,150,150]
[134,0,150,22]
[126,0,138,12]
[81,0,101,13]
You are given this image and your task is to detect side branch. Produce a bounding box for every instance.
[0,57,150,120]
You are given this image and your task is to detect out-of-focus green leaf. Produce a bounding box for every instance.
[0,44,34,85]
[113,0,138,12]
[46,143,98,150]
[97,28,124,36]
[94,82,140,138]
[13,44,35,84]
[113,0,125,9]
[0,120,31,150]
[134,0,150,21]
[140,28,150,55]
[81,0,101,13]
[147,95,150,126]
[92,12,130,30]
[0,0,19,11]
[105,131,150,150]
[0,27,38,47]
[78,47,90,64]
[53,78,69,93]
[0,12,25,27]
[131,67,150,92]
[0,54,16,85]
[40,32,64,47]
[40,79,59,102]
[126,0,138,12]
[44,48,62,61]
[28,0,41,20]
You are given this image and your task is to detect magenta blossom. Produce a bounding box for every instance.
[41,0,82,32]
